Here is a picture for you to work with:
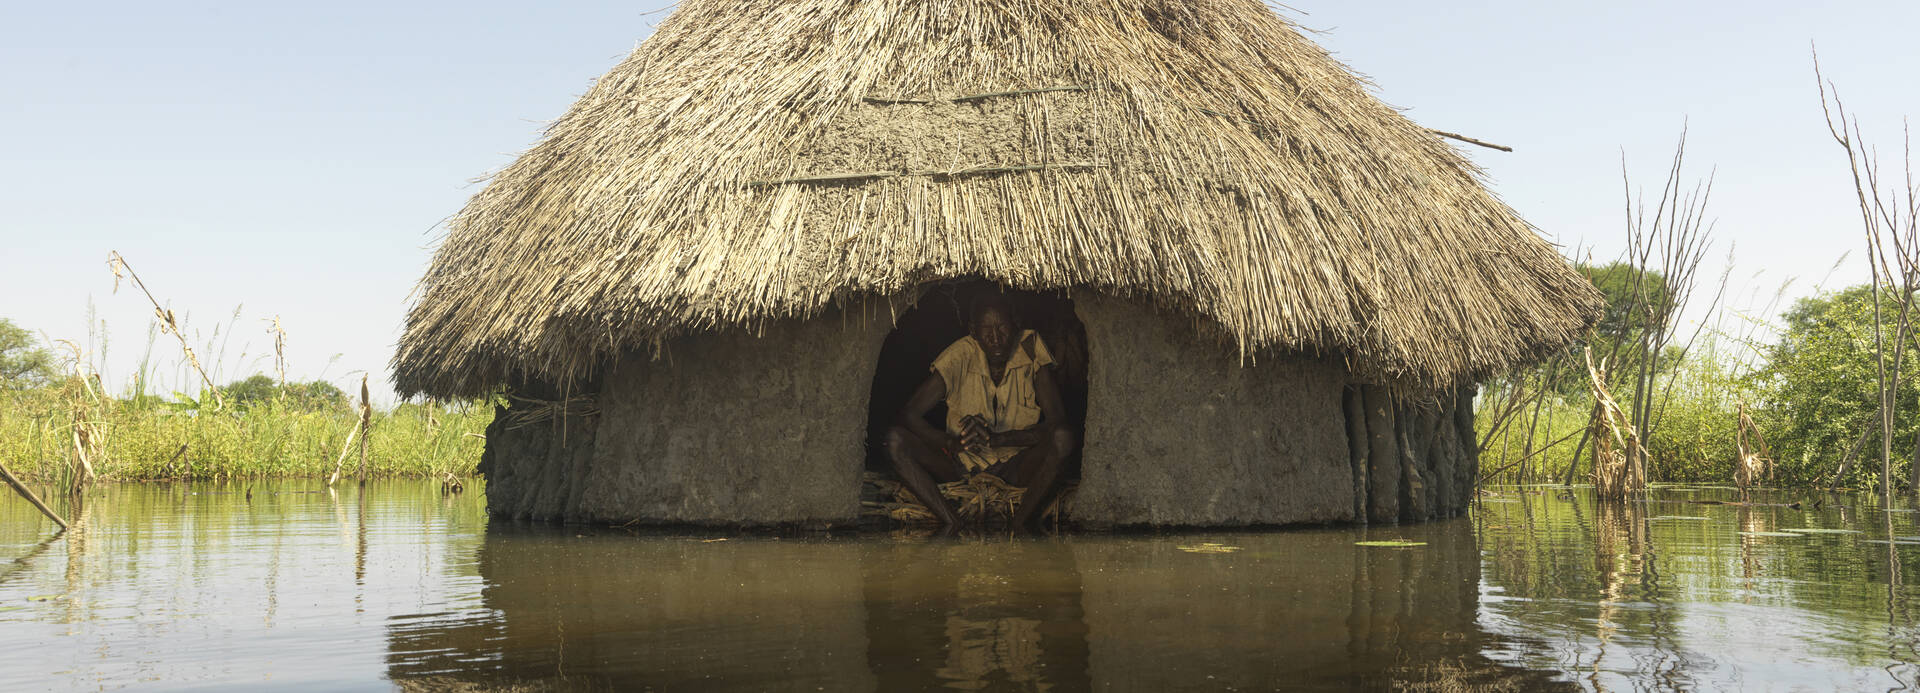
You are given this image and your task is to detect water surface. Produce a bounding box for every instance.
[3,481,1918,690]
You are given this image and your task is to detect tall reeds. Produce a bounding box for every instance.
[1476,134,1722,490]
[107,251,222,408]
[1815,51,1920,501]
[1,253,493,484]
[2,387,488,482]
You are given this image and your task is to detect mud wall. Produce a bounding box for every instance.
[481,301,895,525]
[480,289,1477,527]
[1348,383,1479,524]
[1071,291,1477,527]
[1071,291,1355,526]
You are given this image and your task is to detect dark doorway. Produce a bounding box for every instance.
[863,280,1089,476]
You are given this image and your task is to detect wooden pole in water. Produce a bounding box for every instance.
[0,460,69,530]
[357,375,371,484]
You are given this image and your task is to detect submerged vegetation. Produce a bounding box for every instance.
[1480,64,1920,494]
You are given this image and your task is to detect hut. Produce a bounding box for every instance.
[394,0,1603,528]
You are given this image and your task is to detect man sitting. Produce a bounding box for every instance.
[884,293,1078,530]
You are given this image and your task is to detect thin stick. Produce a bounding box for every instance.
[325,422,359,487]
[106,251,222,407]
[0,460,69,530]
[165,443,188,478]
[746,162,1105,187]
[70,428,95,493]
[1428,129,1514,152]
[745,171,896,187]
[1477,426,1584,486]
[357,375,371,484]
[950,85,1094,103]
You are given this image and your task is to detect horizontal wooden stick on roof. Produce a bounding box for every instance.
[1426,129,1514,153]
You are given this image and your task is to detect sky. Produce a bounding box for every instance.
[3,1,1917,402]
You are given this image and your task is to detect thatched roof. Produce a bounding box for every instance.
[396,0,1603,399]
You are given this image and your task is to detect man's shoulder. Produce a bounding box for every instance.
[1016,330,1051,366]
[932,336,980,370]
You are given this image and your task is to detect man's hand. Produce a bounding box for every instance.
[959,415,992,454]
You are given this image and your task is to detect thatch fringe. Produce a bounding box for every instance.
[395,0,1602,398]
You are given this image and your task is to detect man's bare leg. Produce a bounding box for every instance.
[885,425,966,527]
[1004,427,1078,531]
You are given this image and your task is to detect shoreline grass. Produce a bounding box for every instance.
[1,387,490,485]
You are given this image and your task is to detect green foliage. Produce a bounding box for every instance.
[1751,285,1920,490]
[0,318,58,390]
[1583,261,1673,347]
[221,374,350,412]
[1480,283,1920,491]
[1513,262,1678,396]
[1478,350,1747,486]
[0,384,491,482]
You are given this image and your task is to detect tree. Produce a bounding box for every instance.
[1519,261,1676,396]
[0,318,57,390]
[221,374,350,412]
[1756,285,1920,488]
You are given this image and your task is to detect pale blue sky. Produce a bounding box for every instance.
[3,1,1916,400]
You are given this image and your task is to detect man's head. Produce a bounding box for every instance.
[968,293,1017,365]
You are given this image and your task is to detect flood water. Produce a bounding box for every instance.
[3,482,1920,691]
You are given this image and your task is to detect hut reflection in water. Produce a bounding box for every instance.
[386,518,1552,691]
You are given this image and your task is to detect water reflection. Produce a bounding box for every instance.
[1476,486,1920,690]
[389,524,879,691]
[863,539,1089,691]
[385,518,1539,691]
[23,481,1920,689]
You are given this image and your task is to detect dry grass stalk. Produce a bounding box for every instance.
[1615,133,1722,454]
[1586,348,1644,499]
[394,0,1602,400]
[1815,51,1920,498]
[868,473,1076,526]
[357,375,371,483]
[1734,402,1773,496]
[107,251,223,408]
[53,340,103,491]
[325,419,360,487]
[268,315,287,387]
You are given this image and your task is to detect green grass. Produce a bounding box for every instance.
[0,386,490,484]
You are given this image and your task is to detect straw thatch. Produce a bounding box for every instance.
[395,0,1603,398]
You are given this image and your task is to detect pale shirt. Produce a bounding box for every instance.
[930,329,1055,472]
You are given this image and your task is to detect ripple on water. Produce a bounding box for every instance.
[5,481,1920,689]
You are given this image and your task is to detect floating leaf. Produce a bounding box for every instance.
[1651,516,1710,521]
[1177,542,1242,554]
[1356,540,1427,547]
[25,595,64,602]
[1738,531,1803,538]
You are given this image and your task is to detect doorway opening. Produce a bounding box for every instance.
[863,280,1089,483]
